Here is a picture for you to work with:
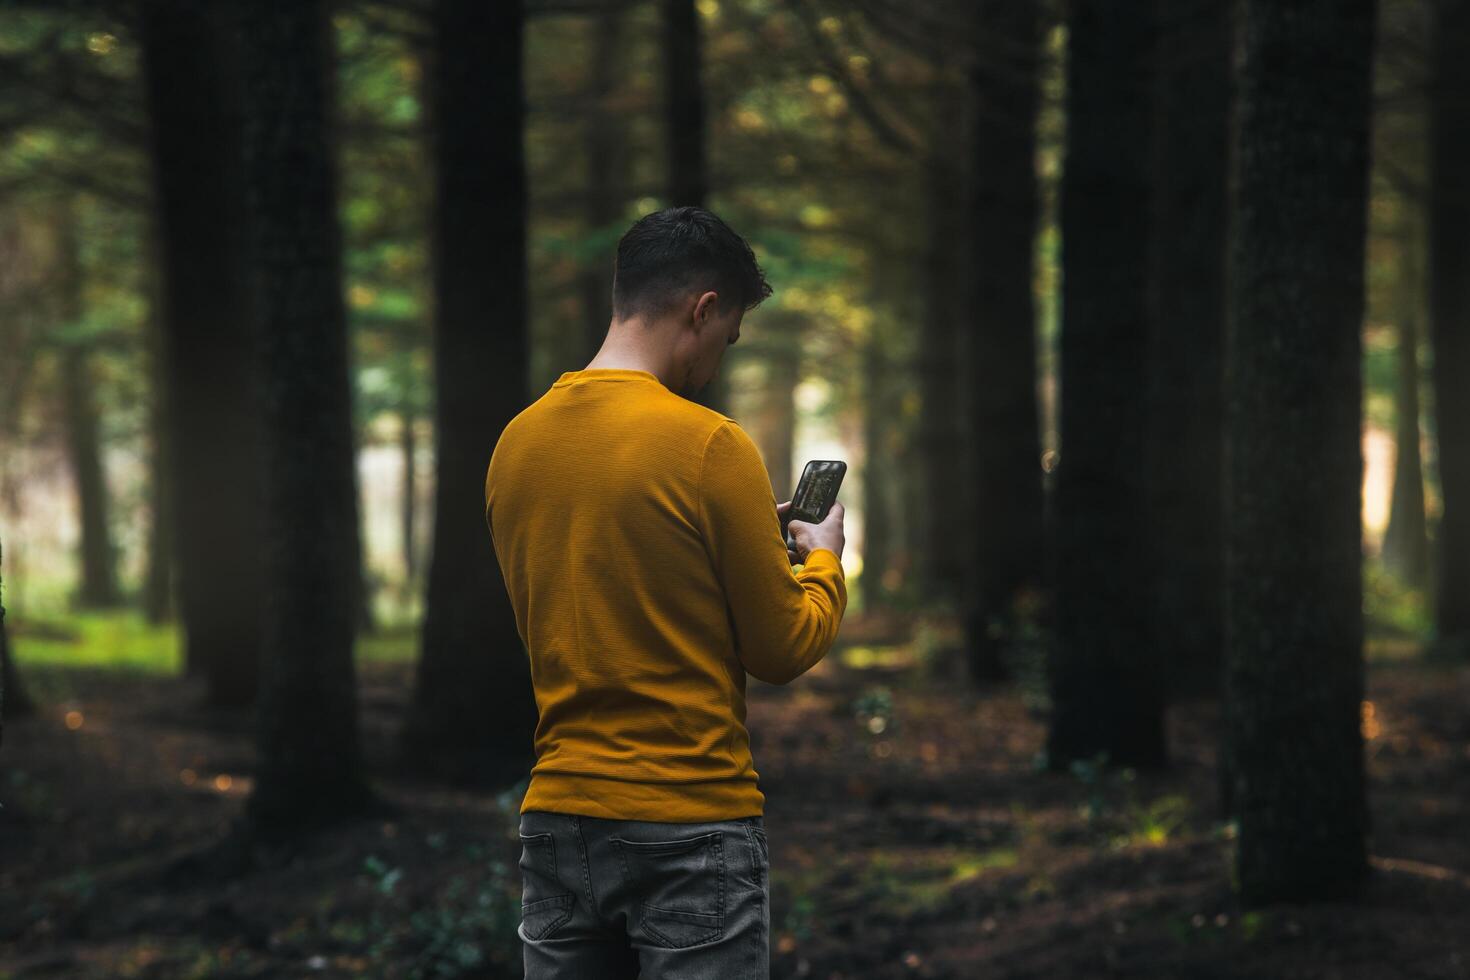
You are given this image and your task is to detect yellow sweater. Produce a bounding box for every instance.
[484,367,848,821]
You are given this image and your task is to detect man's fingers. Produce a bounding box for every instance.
[776,499,791,513]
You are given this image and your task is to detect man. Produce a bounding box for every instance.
[485,206,848,978]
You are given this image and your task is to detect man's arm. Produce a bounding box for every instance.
[698,420,848,685]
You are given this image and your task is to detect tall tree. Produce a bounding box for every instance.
[140,0,265,704]
[665,0,729,417]
[1046,0,1166,770]
[140,229,174,624]
[744,312,803,499]
[963,0,1045,683]
[0,539,33,739]
[1428,0,1470,648]
[235,0,375,835]
[56,203,122,610]
[400,407,420,589]
[860,312,903,609]
[1148,0,1232,699]
[580,0,629,365]
[402,0,537,786]
[664,0,708,210]
[1225,0,1375,904]
[1382,215,1431,590]
[916,93,970,602]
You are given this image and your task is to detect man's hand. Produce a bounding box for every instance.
[777,499,846,566]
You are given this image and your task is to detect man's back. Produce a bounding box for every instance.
[486,366,848,823]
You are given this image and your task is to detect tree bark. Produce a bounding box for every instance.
[964,0,1045,685]
[140,226,174,624]
[665,0,707,210]
[140,0,265,703]
[402,0,538,787]
[1225,0,1374,905]
[1047,0,1167,771]
[0,539,34,737]
[1149,0,1232,699]
[56,204,122,611]
[745,316,801,500]
[763,350,798,502]
[1382,217,1431,590]
[665,0,730,418]
[860,315,900,609]
[1428,0,1470,646]
[234,0,375,836]
[916,130,970,605]
[400,407,418,588]
[581,1,628,364]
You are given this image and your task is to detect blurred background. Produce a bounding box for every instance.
[1,0,1467,977]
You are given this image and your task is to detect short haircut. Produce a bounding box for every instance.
[611,206,773,322]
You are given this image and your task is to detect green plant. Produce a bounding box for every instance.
[357,852,521,978]
[1066,755,1192,848]
[783,892,818,941]
[1068,752,1113,825]
[1363,557,1432,639]
[850,685,895,736]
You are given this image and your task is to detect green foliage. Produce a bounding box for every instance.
[356,848,521,979]
[850,683,895,736]
[782,891,818,942]
[1066,753,1193,849]
[996,589,1053,716]
[1363,556,1432,640]
[8,609,180,674]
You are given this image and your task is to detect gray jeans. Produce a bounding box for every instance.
[518,809,771,979]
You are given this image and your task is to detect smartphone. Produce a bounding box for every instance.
[782,460,847,552]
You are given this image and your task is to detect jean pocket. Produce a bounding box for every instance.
[610,831,726,949]
[751,827,769,878]
[518,832,575,941]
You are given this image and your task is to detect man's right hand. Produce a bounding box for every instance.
[777,499,846,565]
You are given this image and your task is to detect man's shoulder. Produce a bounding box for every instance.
[494,387,739,454]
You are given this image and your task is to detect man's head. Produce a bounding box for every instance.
[609,207,772,397]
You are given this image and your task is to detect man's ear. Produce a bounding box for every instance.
[693,290,719,326]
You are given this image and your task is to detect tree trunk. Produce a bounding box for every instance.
[140,0,265,703]
[964,0,1045,684]
[860,316,899,609]
[1382,217,1431,590]
[1047,0,1166,771]
[402,0,538,787]
[665,0,707,210]
[234,0,375,837]
[581,1,628,364]
[665,0,728,418]
[56,205,122,611]
[1225,0,1374,906]
[1,539,34,736]
[401,407,418,588]
[763,350,798,501]
[141,226,174,625]
[1149,0,1231,700]
[917,126,970,604]
[746,317,800,500]
[1428,0,1470,646]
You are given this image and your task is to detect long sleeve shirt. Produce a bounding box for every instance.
[484,367,848,821]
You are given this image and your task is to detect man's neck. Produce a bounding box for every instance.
[586,319,684,393]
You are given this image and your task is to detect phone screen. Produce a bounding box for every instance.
[789,460,846,524]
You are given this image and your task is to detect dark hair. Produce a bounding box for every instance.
[611,207,773,321]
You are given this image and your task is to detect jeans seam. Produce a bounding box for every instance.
[743,822,763,887]
[745,823,767,972]
[571,814,598,916]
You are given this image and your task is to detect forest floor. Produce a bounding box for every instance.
[1,609,1468,979]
